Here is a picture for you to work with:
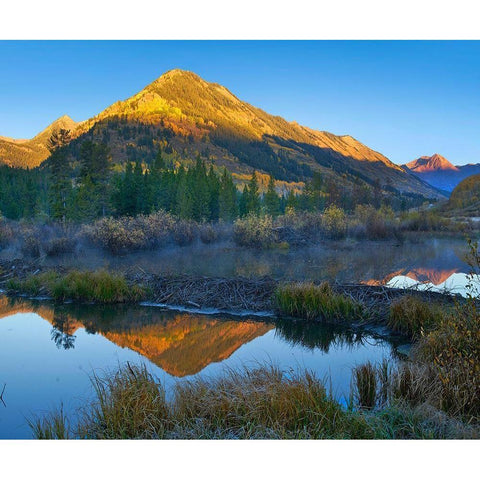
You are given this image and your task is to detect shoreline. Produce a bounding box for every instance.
[0,258,462,330]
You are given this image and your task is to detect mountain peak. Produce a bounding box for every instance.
[405,153,459,173]
[32,115,78,143]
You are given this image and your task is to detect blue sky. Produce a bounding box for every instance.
[0,41,478,165]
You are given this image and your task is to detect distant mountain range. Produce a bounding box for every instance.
[403,153,480,192]
[0,69,442,199]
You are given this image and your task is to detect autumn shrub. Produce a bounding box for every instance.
[400,210,452,232]
[199,224,219,244]
[233,214,276,248]
[351,205,400,240]
[21,235,41,258]
[83,211,175,254]
[321,205,347,239]
[43,237,77,257]
[173,219,197,246]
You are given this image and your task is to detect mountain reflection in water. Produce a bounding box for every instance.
[0,296,399,438]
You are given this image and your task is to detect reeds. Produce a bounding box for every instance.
[30,362,480,440]
[388,295,445,337]
[274,281,362,322]
[78,363,170,439]
[352,362,377,410]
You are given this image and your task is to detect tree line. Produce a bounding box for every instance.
[0,134,427,223]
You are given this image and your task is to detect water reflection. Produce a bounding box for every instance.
[35,237,477,289]
[0,296,398,438]
[0,296,401,377]
[274,317,370,352]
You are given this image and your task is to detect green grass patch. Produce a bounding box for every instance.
[274,281,362,322]
[7,270,146,304]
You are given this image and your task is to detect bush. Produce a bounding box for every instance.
[43,237,77,257]
[21,235,41,258]
[0,219,14,248]
[400,210,452,232]
[274,281,362,322]
[233,214,276,248]
[199,224,218,244]
[173,220,197,246]
[352,205,400,240]
[83,211,175,254]
[322,205,346,239]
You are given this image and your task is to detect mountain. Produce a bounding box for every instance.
[446,173,480,216]
[0,69,442,198]
[403,153,480,192]
[0,115,78,168]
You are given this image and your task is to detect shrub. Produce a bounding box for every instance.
[0,220,14,248]
[21,235,41,258]
[43,237,77,257]
[400,210,452,232]
[388,295,445,337]
[173,220,197,246]
[199,224,218,244]
[352,205,399,240]
[322,205,346,239]
[233,214,276,248]
[83,211,175,254]
[274,282,362,322]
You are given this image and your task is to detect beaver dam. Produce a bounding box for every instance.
[0,258,462,323]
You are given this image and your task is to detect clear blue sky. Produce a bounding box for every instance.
[0,41,478,165]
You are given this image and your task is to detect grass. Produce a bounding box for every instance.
[352,362,377,410]
[388,295,446,337]
[274,281,362,322]
[7,270,146,303]
[30,362,479,440]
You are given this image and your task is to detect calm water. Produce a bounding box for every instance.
[35,236,477,287]
[0,298,401,439]
[1,236,478,438]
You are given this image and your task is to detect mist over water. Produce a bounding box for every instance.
[14,236,474,290]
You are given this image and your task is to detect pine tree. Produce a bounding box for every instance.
[264,175,280,216]
[219,169,238,221]
[47,129,72,225]
[245,171,260,215]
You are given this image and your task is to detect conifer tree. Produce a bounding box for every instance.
[47,128,72,225]
[264,175,281,216]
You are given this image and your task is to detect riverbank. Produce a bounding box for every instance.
[0,258,460,324]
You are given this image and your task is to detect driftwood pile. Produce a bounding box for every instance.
[0,259,467,322]
[126,272,277,311]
